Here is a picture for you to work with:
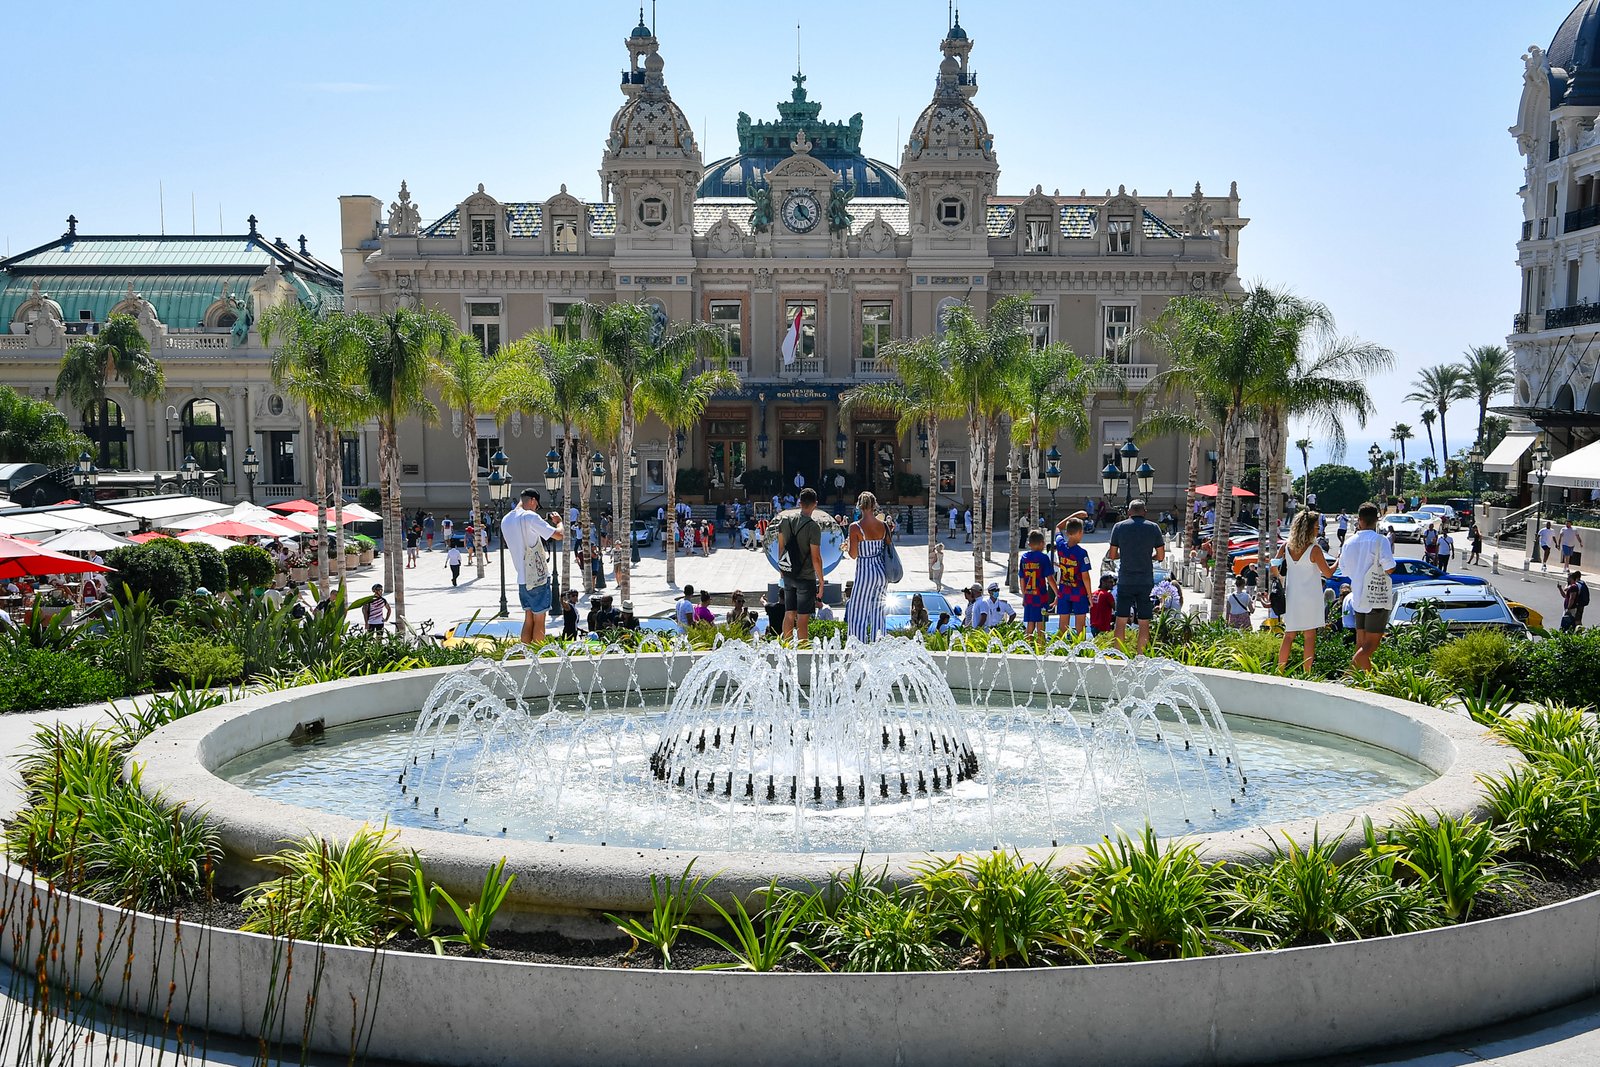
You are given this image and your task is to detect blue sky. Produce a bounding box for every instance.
[0,1,1571,468]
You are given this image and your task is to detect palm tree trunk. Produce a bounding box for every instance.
[618,398,635,601]
[1261,411,1282,564]
[926,428,939,570]
[1183,430,1202,561]
[664,435,679,587]
[382,425,405,627]
[1028,431,1042,533]
[561,420,574,596]
[1209,414,1245,618]
[967,414,985,586]
[983,420,999,566]
[576,438,594,595]
[1005,440,1022,593]
[464,412,485,579]
[310,414,329,589]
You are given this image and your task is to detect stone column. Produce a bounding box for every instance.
[229,386,250,495]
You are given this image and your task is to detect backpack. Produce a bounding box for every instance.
[779,515,813,575]
[1579,581,1591,609]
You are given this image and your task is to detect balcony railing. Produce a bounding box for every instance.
[1513,312,1529,333]
[854,357,894,378]
[1565,204,1600,234]
[1522,219,1551,240]
[780,358,822,377]
[1093,363,1158,390]
[1523,220,1534,241]
[1543,302,1600,329]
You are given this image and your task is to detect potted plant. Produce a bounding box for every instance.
[33,590,72,626]
[288,553,310,583]
[345,542,362,569]
[353,535,376,566]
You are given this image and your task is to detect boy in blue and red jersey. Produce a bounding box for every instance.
[1053,515,1094,637]
[1017,529,1057,641]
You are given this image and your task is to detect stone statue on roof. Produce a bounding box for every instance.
[389,180,421,237]
[827,182,856,236]
[226,288,254,348]
[749,182,773,234]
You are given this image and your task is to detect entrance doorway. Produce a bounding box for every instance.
[853,419,900,501]
[704,411,749,500]
[778,407,824,494]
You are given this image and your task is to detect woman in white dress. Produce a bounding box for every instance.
[1274,509,1336,673]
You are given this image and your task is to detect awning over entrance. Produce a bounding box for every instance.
[1531,439,1600,490]
[1482,432,1539,474]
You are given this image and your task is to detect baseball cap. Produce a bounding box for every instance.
[987,582,1000,593]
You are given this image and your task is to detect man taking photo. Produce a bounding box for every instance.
[777,488,826,642]
[500,488,564,645]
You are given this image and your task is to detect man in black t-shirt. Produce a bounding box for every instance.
[1106,499,1167,654]
[777,488,825,641]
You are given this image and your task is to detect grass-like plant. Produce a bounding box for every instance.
[1382,809,1530,922]
[1225,829,1445,947]
[1459,683,1519,727]
[812,873,947,973]
[242,824,413,946]
[915,850,1085,968]
[1357,665,1453,707]
[1490,702,1598,761]
[688,882,829,972]
[403,861,438,943]
[432,857,516,955]
[605,858,715,969]
[1075,826,1236,961]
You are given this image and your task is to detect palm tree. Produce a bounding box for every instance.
[1406,365,1470,474]
[1002,342,1102,587]
[842,335,961,576]
[572,380,621,594]
[941,296,1033,586]
[1135,311,1230,554]
[0,384,89,468]
[261,303,364,589]
[1392,423,1413,466]
[570,301,727,601]
[352,307,450,626]
[1418,455,1438,482]
[1294,438,1312,500]
[638,349,737,588]
[54,313,164,469]
[1461,344,1516,447]
[1419,407,1437,463]
[496,329,607,595]
[431,331,507,580]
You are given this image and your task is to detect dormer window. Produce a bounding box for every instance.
[938,197,966,227]
[1024,217,1051,254]
[638,196,666,227]
[1108,217,1133,254]
[470,216,497,253]
[552,219,579,253]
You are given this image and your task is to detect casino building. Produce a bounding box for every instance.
[340,12,1246,513]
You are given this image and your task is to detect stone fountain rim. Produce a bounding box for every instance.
[128,651,1518,916]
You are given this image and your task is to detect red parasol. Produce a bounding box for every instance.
[189,520,285,539]
[1194,484,1256,498]
[127,532,170,543]
[268,499,321,513]
[0,536,116,580]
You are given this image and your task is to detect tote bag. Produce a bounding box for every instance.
[882,531,904,585]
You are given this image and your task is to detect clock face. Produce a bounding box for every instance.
[782,191,820,233]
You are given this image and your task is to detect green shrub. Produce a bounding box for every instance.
[181,540,229,592]
[605,858,714,969]
[0,645,124,712]
[1519,630,1600,710]
[102,584,156,688]
[160,638,245,685]
[242,825,413,946]
[104,540,197,606]
[686,882,829,972]
[1356,665,1453,707]
[812,862,947,973]
[1430,631,1521,697]
[432,857,516,955]
[1075,827,1233,960]
[223,543,275,591]
[916,849,1082,968]
[1382,810,1529,922]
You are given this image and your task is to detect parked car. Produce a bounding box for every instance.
[1390,581,1527,636]
[1506,599,1545,629]
[1324,558,1488,595]
[885,590,958,632]
[631,519,656,546]
[1414,505,1458,531]
[437,616,525,650]
[1377,514,1425,543]
[1442,498,1475,526]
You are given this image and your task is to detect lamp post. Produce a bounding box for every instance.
[180,453,201,497]
[242,445,260,505]
[628,449,641,564]
[1044,447,1062,528]
[1467,443,1484,529]
[1530,439,1552,569]
[72,451,99,498]
[490,449,511,618]
[1101,439,1157,520]
[591,450,607,546]
[1368,443,1383,504]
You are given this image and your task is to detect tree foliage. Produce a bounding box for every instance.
[0,384,91,468]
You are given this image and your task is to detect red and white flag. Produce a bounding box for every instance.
[781,307,803,365]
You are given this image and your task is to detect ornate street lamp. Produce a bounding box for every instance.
[242,445,260,504]
[628,449,641,564]
[1135,459,1157,497]
[1044,456,1062,527]
[543,448,563,500]
[72,451,98,495]
[490,448,511,618]
[1530,438,1553,568]
[180,453,202,496]
[1118,438,1141,511]
[1101,461,1122,500]
[1467,443,1484,527]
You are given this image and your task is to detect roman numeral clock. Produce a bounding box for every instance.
[781,189,820,233]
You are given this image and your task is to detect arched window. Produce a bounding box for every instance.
[81,399,128,470]
[934,297,963,338]
[1555,383,1577,411]
[182,398,227,472]
[1586,383,1600,413]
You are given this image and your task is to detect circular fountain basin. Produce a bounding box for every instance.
[132,651,1515,919]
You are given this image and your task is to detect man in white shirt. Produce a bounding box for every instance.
[675,585,697,630]
[793,471,806,492]
[1539,522,1555,566]
[963,508,973,544]
[446,543,463,586]
[949,505,959,540]
[985,582,1015,627]
[440,516,454,547]
[500,488,563,644]
[1334,503,1396,674]
[964,584,992,629]
[1436,531,1454,572]
[1560,520,1584,566]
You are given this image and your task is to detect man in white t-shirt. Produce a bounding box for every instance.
[1334,503,1396,674]
[1436,531,1454,572]
[949,505,959,540]
[1560,520,1585,566]
[500,489,563,644]
[1539,522,1555,566]
[963,584,992,629]
[440,516,454,547]
[985,582,1015,627]
[963,508,973,544]
[675,585,697,630]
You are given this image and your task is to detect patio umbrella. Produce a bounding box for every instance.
[337,503,382,523]
[127,531,170,544]
[37,528,135,554]
[268,499,320,513]
[279,511,359,531]
[1194,484,1257,498]
[177,531,245,552]
[0,537,115,580]
[190,519,288,539]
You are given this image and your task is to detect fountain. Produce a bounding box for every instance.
[215,637,1433,856]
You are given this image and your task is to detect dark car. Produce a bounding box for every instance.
[1325,558,1488,595]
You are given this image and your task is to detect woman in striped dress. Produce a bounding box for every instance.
[845,491,892,643]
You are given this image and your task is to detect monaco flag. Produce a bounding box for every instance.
[781,307,803,365]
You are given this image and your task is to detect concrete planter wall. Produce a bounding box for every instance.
[4,859,1597,1067]
[129,655,1516,920]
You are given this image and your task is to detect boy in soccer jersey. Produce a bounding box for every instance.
[1017,529,1057,641]
[1089,574,1117,636]
[1053,515,1094,637]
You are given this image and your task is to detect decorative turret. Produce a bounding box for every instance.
[899,19,997,255]
[601,20,700,255]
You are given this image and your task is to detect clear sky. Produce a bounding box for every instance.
[0,0,1573,468]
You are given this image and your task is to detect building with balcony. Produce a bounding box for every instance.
[340,12,1246,512]
[0,217,346,504]
[1502,0,1600,495]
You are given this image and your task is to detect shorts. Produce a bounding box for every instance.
[1023,604,1047,623]
[1056,596,1089,618]
[782,577,818,617]
[519,580,553,615]
[1115,583,1154,621]
[1354,608,1390,634]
